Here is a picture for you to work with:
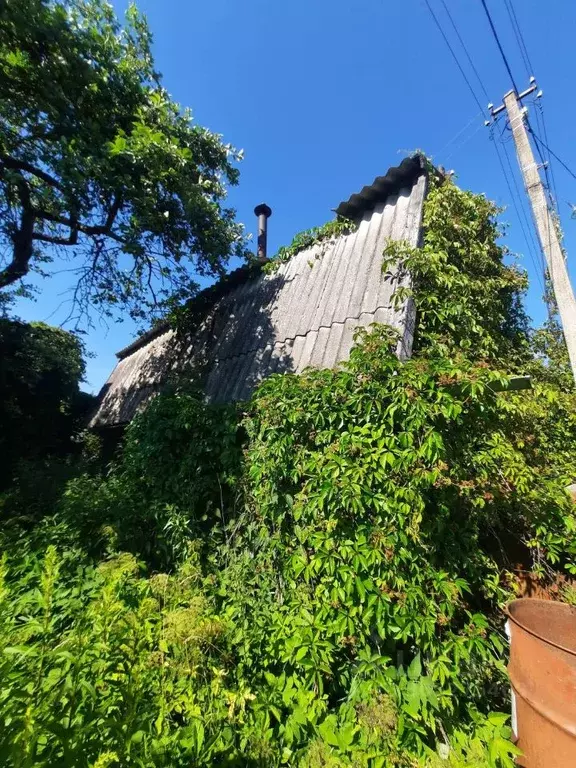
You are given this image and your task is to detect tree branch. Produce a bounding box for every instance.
[104,195,122,231]
[0,173,35,288]
[32,198,125,243]
[0,154,64,190]
[0,160,125,290]
[34,230,78,246]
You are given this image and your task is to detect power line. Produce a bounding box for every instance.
[499,128,545,277]
[503,0,534,78]
[445,120,485,162]
[423,0,486,115]
[533,101,560,210]
[527,111,558,213]
[489,0,557,211]
[528,125,576,184]
[438,0,490,103]
[495,0,558,213]
[540,109,560,203]
[422,0,546,291]
[491,0,558,212]
[501,135,546,275]
[434,110,483,159]
[479,0,519,94]
[497,116,513,142]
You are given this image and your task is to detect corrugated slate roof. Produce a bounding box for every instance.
[335,154,427,219]
[90,164,428,428]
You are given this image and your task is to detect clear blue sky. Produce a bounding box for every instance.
[13,0,576,392]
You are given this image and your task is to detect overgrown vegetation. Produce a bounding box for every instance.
[0,318,93,495]
[2,170,576,767]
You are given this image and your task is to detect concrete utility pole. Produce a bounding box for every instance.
[490,83,576,384]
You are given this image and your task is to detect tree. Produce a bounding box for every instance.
[0,318,89,489]
[0,0,246,324]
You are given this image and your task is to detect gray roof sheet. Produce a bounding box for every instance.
[90,166,427,428]
[335,154,427,219]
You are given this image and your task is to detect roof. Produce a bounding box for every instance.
[335,154,427,219]
[114,263,262,361]
[90,160,428,428]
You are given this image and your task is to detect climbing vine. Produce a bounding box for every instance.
[383,173,530,365]
[264,216,358,273]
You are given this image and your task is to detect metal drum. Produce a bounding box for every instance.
[506,599,576,767]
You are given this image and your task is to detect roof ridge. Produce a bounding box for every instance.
[334,154,427,220]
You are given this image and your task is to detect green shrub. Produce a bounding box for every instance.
[61,386,242,569]
[0,543,247,767]
[0,319,92,493]
[208,326,572,764]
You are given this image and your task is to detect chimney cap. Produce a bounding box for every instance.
[254,203,272,218]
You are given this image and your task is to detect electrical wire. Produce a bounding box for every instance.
[423,0,486,115]
[528,114,557,213]
[438,0,490,103]
[445,120,486,162]
[498,117,513,141]
[481,0,558,215]
[503,142,545,276]
[434,110,483,159]
[528,125,576,183]
[532,101,560,212]
[539,105,560,205]
[502,134,547,276]
[478,0,519,94]
[424,0,545,290]
[496,0,559,214]
[503,0,534,78]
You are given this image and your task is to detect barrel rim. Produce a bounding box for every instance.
[505,598,576,657]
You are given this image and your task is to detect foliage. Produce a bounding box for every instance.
[61,386,242,569]
[0,525,522,767]
[211,326,571,765]
[0,0,246,323]
[2,167,576,766]
[0,318,90,491]
[264,216,358,273]
[383,176,530,365]
[3,327,556,765]
[528,275,574,390]
[0,539,244,767]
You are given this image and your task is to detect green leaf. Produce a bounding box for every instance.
[407,653,422,680]
[318,717,340,747]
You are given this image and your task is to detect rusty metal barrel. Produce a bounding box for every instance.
[506,599,576,767]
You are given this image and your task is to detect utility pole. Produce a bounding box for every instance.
[490,82,576,384]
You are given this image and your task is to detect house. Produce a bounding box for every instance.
[89,154,428,428]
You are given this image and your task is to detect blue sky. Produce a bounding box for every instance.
[13,0,576,392]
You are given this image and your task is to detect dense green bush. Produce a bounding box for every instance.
[0,319,92,492]
[2,172,576,766]
[0,536,241,767]
[210,328,574,765]
[62,387,241,569]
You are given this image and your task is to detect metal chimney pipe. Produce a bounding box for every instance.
[254,203,272,261]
